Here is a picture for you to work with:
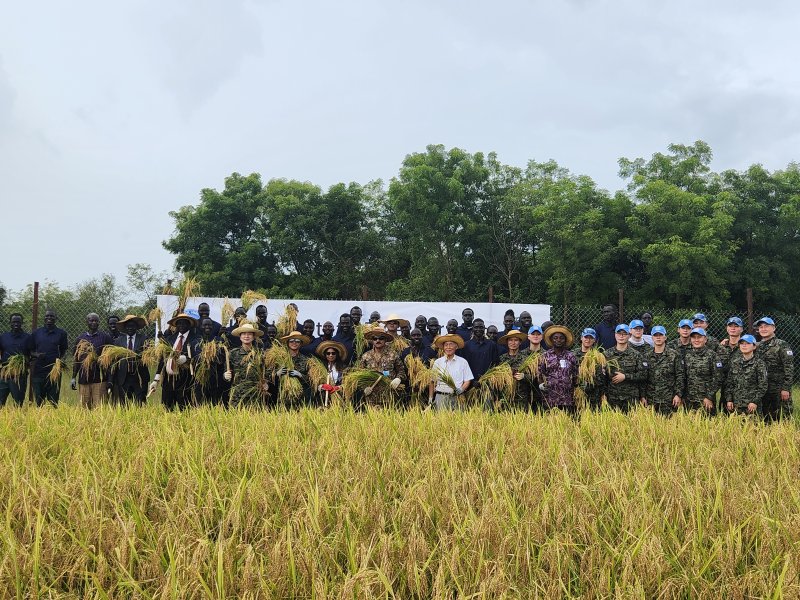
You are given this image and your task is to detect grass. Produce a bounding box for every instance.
[1,387,800,597]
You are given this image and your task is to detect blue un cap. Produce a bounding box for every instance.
[726,316,744,327]
[651,325,667,336]
[678,319,693,328]
[755,316,775,326]
[739,334,757,345]
[581,328,597,338]
[629,319,644,329]
[615,324,630,333]
[692,313,707,322]
[690,327,707,336]
[528,325,543,334]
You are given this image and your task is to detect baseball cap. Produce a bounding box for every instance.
[755,317,775,326]
[726,317,744,327]
[690,327,707,336]
[692,313,707,322]
[581,328,597,338]
[651,325,667,336]
[739,334,757,345]
[615,324,630,333]
[629,319,644,329]
[528,325,543,334]
[678,319,693,328]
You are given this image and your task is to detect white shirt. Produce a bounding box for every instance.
[432,354,474,394]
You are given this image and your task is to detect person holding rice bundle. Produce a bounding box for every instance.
[271,330,311,407]
[30,309,68,407]
[71,313,115,409]
[227,322,268,407]
[0,313,32,407]
[194,317,229,406]
[574,328,605,411]
[150,313,199,410]
[109,314,150,406]
[496,329,533,411]
[538,325,578,414]
[315,339,348,405]
[356,327,406,408]
[428,334,473,410]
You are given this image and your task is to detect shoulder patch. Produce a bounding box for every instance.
[715,362,723,368]
[642,361,649,367]
[787,350,793,356]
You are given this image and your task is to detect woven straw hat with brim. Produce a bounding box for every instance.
[543,325,574,348]
[433,333,465,350]
[167,313,197,327]
[316,340,349,361]
[380,313,410,328]
[497,330,527,346]
[231,322,264,338]
[364,326,392,342]
[117,314,146,329]
[280,330,311,346]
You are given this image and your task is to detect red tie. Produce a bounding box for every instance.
[128,336,133,350]
[175,334,184,354]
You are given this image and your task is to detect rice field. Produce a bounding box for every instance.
[1,395,799,598]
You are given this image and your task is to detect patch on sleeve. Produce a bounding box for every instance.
[715,362,723,368]
[787,350,793,356]
[642,361,649,367]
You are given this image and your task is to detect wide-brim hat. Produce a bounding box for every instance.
[231,322,264,338]
[316,340,348,361]
[543,325,574,348]
[433,333,465,350]
[497,330,527,346]
[380,313,410,328]
[117,314,146,329]
[364,326,392,341]
[280,330,311,345]
[167,313,197,327]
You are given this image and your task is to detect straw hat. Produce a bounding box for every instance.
[316,340,348,361]
[497,330,527,346]
[380,313,410,328]
[280,330,311,345]
[543,325,574,348]
[117,314,146,329]
[364,326,392,341]
[231,322,264,338]
[433,334,465,350]
[167,313,197,327]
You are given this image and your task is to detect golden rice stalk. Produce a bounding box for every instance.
[306,356,329,391]
[0,354,27,382]
[241,290,267,311]
[48,358,64,384]
[278,375,304,406]
[405,355,437,394]
[578,347,608,386]
[141,339,176,371]
[477,363,515,407]
[391,335,410,353]
[354,324,368,358]
[146,307,163,331]
[195,340,225,386]
[519,349,542,380]
[276,304,299,338]
[98,345,137,371]
[75,340,98,377]
[262,343,294,371]
[433,366,459,395]
[220,298,235,327]
[573,386,589,410]
[342,368,398,406]
[176,275,201,314]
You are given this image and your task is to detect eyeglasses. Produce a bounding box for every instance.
[324,350,338,355]
[288,339,302,343]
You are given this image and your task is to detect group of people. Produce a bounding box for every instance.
[0,303,793,420]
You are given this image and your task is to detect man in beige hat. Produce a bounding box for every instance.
[358,328,407,406]
[429,334,473,410]
[110,314,149,405]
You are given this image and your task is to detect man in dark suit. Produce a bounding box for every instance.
[149,313,199,410]
[111,314,150,406]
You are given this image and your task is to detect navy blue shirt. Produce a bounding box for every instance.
[401,345,438,364]
[30,326,69,377]
[456,326,472,342]
[594,322,617,350]
[0,331,32,364]
[461,338,499,381]
[332,332,355,364]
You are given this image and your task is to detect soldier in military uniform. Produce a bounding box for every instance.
[683,327,725,414]
[716,316,745,412]
[692,313,719,347]
[496,329,533,411]
[574,328,605,410]
[754,317,794,422]
[604,324,648,412]
[724,335,767,416]
[642,326,684,416]
[667,319,693,361]
[358,327,407,408]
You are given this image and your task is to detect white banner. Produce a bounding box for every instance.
[156,296,551,333]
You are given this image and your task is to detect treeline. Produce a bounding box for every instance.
[163,141,800,312]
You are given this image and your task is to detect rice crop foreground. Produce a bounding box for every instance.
[1,407,799,598]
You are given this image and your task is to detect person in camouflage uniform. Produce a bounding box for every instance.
[497,329,533,411]
[723,335,767,416]
[716,316,745,412]
[604,324,648,412]
[270,330,311,408]
[642,326,684,416]
[754,317,794,422]
[227,323,268,408]
[574,328,605,410]
[683,327,725,414]
[667,319,693,360]
[358,327,407,408]
[692,313,719,348]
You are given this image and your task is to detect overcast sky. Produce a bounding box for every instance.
[1,0,799,294]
